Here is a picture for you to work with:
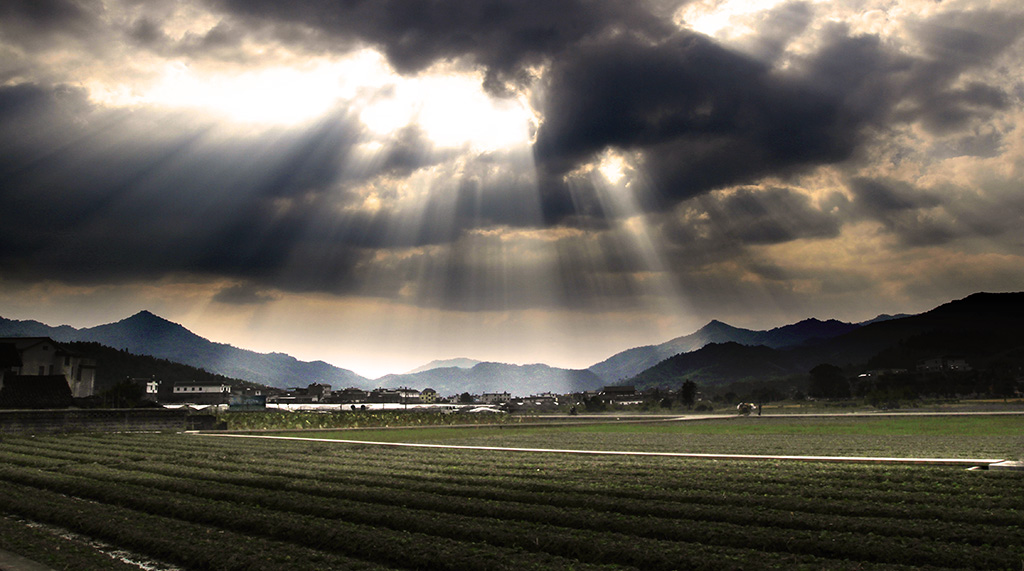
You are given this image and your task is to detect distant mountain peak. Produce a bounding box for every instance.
[795,317,825,324]
[406,357,482,375]
[700,319,739,331]
[125,310,168,323]
[109,310,193,337]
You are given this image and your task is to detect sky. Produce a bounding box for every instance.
[1,0,1023,379]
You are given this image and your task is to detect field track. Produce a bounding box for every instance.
[201,432,1008,467]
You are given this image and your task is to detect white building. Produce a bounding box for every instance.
[480,391,511,404]
[173,382,231,395]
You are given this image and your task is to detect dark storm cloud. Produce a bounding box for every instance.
[534,8,1021,223]
[4,0,1024,317]
[848,177,954,246]
[895,11,1024,134]
[207,0,673,95]
[212,283,280,305]
[0,82,557,305]
[532,31,865,222]
[0,0,97,36]
[0,82,382,293]
[701,187,842,245]
[657,186,841,257]
[848,178,941,217]
[848,176,1024,248]
[127,17,264,63]
[909,10,1024,68]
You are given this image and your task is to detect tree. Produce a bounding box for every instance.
[101,378,145,408]
[458,392,474,404]
[680,380,697,408]
[808,364,849,399]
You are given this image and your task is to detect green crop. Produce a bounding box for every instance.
[0,421,1022,570]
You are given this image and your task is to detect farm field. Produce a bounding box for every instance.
[0,416,1021,570]
[287,413,1024,459]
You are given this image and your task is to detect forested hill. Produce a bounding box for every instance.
[624,291,1024,393]
[65,341,261,396]
[0,311,370,390]
[589,317,864,384]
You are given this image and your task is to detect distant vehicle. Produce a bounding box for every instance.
[737,402,756,416]
[463,406,506,414]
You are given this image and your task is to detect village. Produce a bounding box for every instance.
[0,335,662,414]
[0,335,1012,419]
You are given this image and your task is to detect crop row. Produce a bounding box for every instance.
[10,431,1024,493]
[0,460,862,571]
[4,435,1022,519]
[3,433,1024,570]
[0,463,632,571]
[212,409,529,430]
[29,429,1010,493]
[367,427,1024,459]
[66,446,1022,534]
[151,450,1024,520]
[6,437,1020,525]
[67,456,1024,557]
[0,479,397,571]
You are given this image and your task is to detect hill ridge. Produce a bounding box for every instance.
[0,311,370,390]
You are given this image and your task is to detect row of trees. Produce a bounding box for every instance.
[573,380,701,413]
[594,360,1021,411]
[809,363,1021,401]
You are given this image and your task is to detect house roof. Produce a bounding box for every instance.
[0,337,86,357]
[0,375,73,409]
[0,337,58,351]
[0,343,22,368]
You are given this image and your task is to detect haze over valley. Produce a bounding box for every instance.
[3,292,1021,399]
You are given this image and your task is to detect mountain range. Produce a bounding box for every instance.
[587,317,870,384]
[2,292,1021,395]
[0,312,602,393]
[0,311,370,390]
[624,292,1024,391]
[405,358,482,374]
[378,362,603,396]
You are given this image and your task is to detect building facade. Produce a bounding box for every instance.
[0,337,96,398]
[171,381,232,404]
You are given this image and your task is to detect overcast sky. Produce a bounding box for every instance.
[1,0,1022,378]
